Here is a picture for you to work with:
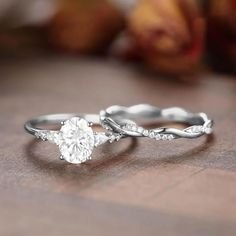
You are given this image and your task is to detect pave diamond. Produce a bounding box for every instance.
[184,125,203,134]
[58,117,95,164]
[149,131,155,138]
[143,130,149,136]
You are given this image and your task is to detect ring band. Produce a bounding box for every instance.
[100,104,214,140]
[24,113,123,164]
[24,105,214,164]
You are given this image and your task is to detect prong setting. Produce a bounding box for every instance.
[58,117,95,164]
[88,122,93,127]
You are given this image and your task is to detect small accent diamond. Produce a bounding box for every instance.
[131,125,137,131]
[46,131,62,145]
[143,130,149,136]
[94,132,109,147]
[185,125,203,134]
[137,127,144,133]
[35,131,47,140]
[168,134,174,140]
[161,135,168,140]
[149,131,155,138]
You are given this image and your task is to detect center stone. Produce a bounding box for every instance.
[58,117,95,164]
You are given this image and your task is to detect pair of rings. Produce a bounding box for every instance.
[24,104,214,164]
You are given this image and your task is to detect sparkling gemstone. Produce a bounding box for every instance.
[125,124,132,130]
[46,131,62,145]
[58,117,95,164]
[137,127,144,133]
[149,131,155,138]
[94,132,109,147]
[162,135,167,140]
[131,125,137,131]
[143,130,149,136]
[205,127,212,134]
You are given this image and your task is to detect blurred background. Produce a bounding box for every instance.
[0,0,235,75]
[0,1,236,235]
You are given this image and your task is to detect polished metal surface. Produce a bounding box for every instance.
[24,113,100,136]
[100,104,214,140]
[24,113,123,164]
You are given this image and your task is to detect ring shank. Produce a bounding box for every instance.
[24,113,100,135]
[105,105,205,125]
[100,104,213,139]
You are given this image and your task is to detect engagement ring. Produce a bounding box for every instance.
[24,114,123,164]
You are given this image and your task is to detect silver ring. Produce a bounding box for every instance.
[24,113,123,164]
[100,104,214,140]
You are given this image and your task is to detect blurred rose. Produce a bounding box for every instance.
[207,0,236,71]
[127,0,205,75]
[48,0,124,54]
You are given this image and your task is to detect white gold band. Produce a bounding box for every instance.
[24,113,123,164]
[100,104,214,141]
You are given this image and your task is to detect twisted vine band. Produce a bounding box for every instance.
[24,113,123,164]
[100,104,214,141]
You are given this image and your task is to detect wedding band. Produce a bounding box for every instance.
[24,113,123,164]
[100,104,214,140]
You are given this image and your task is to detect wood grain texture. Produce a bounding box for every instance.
[0,56,235,236]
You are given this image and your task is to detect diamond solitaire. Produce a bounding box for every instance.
[24,114,123,164]
[59,117,95,164]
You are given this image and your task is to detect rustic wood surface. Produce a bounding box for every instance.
[0,56,235,236]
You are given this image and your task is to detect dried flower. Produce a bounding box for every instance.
[207,0,236,72]
[48,0,124,54]
[128,0,205,75]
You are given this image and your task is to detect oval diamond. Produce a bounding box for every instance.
[58,117,95,164]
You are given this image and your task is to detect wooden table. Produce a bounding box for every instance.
[0,56,235,236]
